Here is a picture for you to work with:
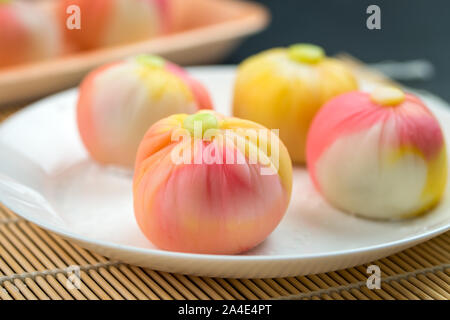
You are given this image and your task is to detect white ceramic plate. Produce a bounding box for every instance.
[0,66,449,278]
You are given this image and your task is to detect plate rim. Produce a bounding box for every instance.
[2,199,449,263]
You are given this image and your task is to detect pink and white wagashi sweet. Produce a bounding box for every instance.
[0,0,60,68]
[133,110,293,254]
[58,0,169,51]
[307,87,447,220]
[77,55,212,167]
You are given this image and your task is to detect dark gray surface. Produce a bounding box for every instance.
[225,0,450,102]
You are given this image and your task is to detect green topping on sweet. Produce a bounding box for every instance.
[288,43,325,64]
[135,54,165,68]
[183,112,219,137]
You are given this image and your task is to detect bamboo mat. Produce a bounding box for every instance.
[0,106,449,300]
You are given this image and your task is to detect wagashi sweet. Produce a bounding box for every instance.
[77,55,212,167]
[58,0,169,50]
[133,110,292,254]
[233,44,357,163]
[306,86,447,219]
[0,0,60,68]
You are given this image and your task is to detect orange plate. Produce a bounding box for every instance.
[0,0,269,106]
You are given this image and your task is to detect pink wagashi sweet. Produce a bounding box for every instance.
[58,0,170,51]
[0,0,60,68]
[77,54,212,167]
[133,110,293,254]
[306,87,447,219]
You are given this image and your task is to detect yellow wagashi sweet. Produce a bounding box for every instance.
[233,44,358,163]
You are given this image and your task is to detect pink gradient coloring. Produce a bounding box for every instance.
[307,91,445,189]
[0,2,60,68]
[77,57,212,167]
[165,62,212,110]
[306,89,447,219]
[58,0,169,51]
[133,112,292,254]
[0,5,28,68]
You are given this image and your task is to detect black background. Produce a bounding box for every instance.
[225,0,450,102]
